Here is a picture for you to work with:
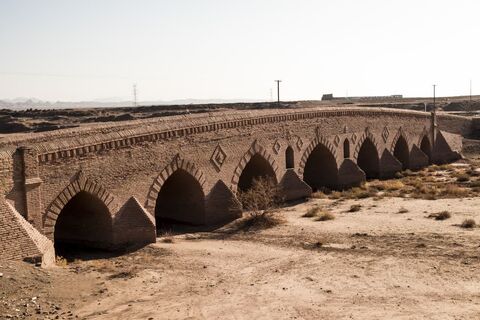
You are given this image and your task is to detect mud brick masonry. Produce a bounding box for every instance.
[0,106,471,264]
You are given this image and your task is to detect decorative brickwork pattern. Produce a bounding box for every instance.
[230,140,279,192]
[43,171,115,239]
[145,154,206,213]
[298,135,337,175]
[353,128,380,160]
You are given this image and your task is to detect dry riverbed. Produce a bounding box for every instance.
[2,192,480,319]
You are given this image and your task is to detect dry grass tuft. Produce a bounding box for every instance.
[398,207,409,214]
[460,218,477,229]
[348,204,362,212]
[442,185,469,197]
[311,191,327,199]
[314,211,335,221]
[456,173,470,182]
[303,206,321,218]
[55,256,68,267]
[428,211,451,220]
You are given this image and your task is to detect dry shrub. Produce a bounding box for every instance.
[329,191,342,199]
[311,191,327,199]
[55,256,68,267]
[234,177,283,231]
[394,171,404,179]
[456,173,470,182]
[398,207,409,214]
[460,219,476,229]
[403,169,414,176]
[303,206,321,218]
[469,180,480,188]
[348,204,362,212]
[413,185,438,200]
[428,165,439,172]
[442,184,469,197]
[237,177,280,212]
[382,180,405,191]
[314,211,335,221]
[428,211,451,220]
[344,187,374,199]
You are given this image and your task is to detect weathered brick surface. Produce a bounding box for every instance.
[0,196,54,265]
[0,107,471,260]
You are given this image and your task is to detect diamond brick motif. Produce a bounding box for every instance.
[382,127,390,142]
[333,135,340,147]
[351,133,357,144]
[296,137,304,150]
[272,140,281,154]
[211,145,227,171]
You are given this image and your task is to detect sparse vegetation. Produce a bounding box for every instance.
[303,206,321,218]
[233,177,284,231]
[455,173,470,182]
[348,204,362,212]
[427,211,451,220]
[398,207,409,214]
[314,211,335,221]
[460,219,476,229]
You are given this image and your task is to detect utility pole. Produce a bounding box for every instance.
[433,84,437,113]
[275,80,282,104]
[133,84,137,107]
[470,79,472,103]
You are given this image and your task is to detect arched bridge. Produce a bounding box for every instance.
[0,107,470,261]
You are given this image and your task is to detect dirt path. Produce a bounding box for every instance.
[2,196,480,319]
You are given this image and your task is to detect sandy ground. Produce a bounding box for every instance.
[2,195,480,320]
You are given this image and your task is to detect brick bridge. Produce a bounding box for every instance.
[0,107,470,264]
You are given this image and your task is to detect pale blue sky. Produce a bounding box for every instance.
[0,0,479,101]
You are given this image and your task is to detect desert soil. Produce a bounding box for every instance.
[1,193,480,320]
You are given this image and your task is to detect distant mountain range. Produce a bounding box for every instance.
[0,98,267,110]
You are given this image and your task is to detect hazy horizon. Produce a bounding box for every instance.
[1,0,479,102]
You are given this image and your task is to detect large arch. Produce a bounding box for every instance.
[54,191,113,254]
[356,138,380,179]
[231,141,278,192]
[393,136,410,170]
[420,135,432,163]
[302,143,338,191]
[146,155,207,226]
[43,172,115,241]
[237,154,277,191]
[154,169,205,225]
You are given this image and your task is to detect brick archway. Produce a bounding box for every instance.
[231,140,279,192]
[43,172,115,239]
[298,135,337,175]
[145,154,207,214]
[353,129,380,161]
[390,128,410,154]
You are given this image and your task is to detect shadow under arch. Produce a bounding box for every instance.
[393,135,410,170]
[238,154,277,191]
[302,142,338,191]
[154,168,206,226]
[356,138,380,179]
[420,135,432,163]
[231,141,279,192]
[54,190,113,258]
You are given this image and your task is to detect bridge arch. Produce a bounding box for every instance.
[231,141,279,192]
[43,173,115,254]
[354,132,380,179]
[299,137,338,191]
[147,155,207,225]
[391,131,410,170]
